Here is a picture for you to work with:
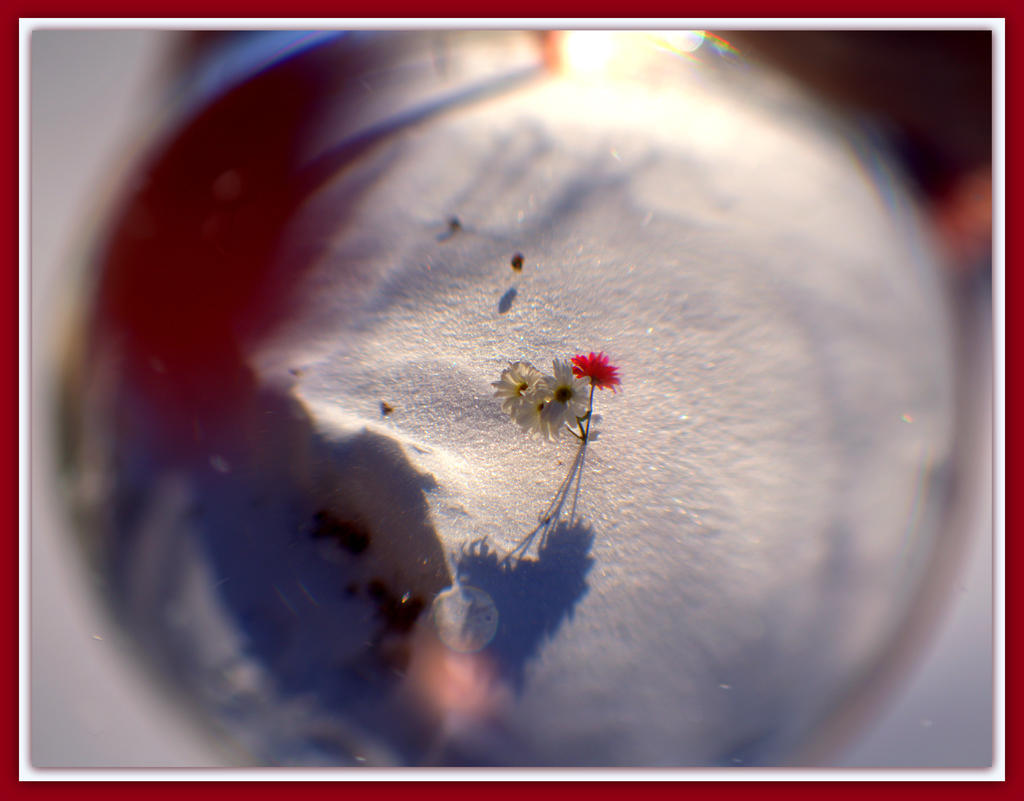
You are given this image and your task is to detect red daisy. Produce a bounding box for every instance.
[570,351,621,392]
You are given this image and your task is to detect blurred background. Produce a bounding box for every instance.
[27,26,996,769]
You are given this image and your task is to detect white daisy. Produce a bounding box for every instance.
[492,361,544,416]
[537,359,591,434]
[514,388,559,440]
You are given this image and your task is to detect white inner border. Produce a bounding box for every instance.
[19,17,1006,782]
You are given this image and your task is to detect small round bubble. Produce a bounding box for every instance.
[432,585,499,653]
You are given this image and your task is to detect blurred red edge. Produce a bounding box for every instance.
[12,0,1013,797]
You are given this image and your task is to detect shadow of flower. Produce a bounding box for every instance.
[456,521,595,691]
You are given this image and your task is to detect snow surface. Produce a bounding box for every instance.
[74,53,957,766]
[240,68,955,765]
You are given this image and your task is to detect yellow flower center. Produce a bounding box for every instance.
[554,386,572,403]
[516,382,529,396]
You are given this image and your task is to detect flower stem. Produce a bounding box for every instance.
[564,385,597,441]
[582,385,596,442]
